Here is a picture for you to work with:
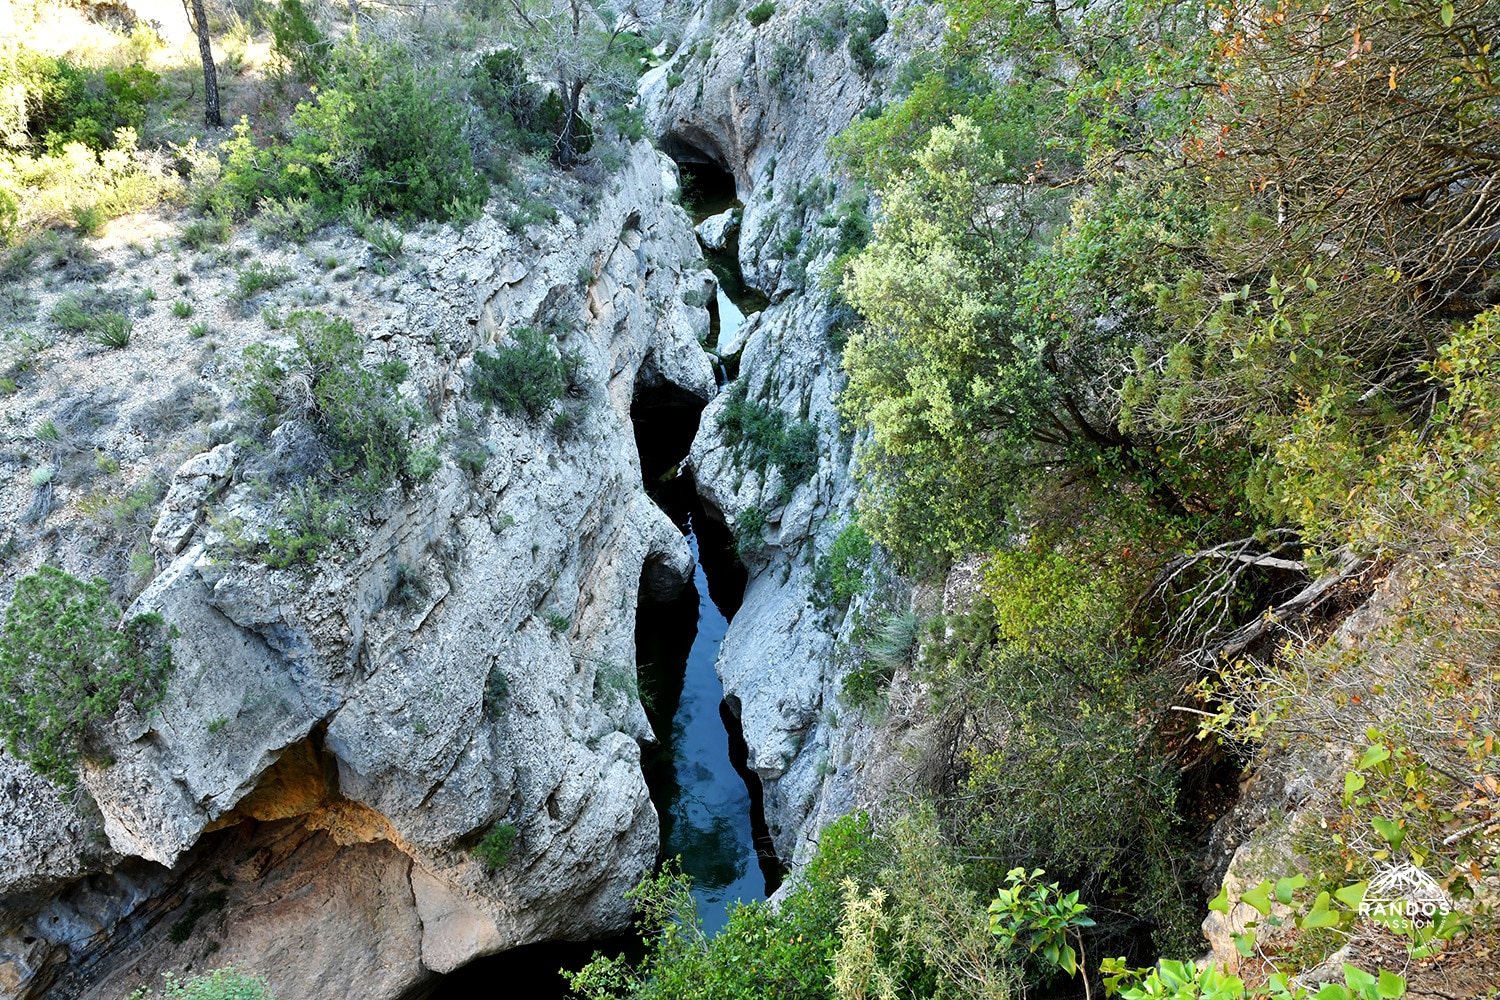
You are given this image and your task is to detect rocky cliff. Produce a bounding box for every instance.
[644,0,936,860]
[0,141,715,999]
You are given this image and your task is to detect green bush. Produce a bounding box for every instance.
[846,1,887,74]
[215,38,487,223]
[734,506,766,560]
[716,381,819,505]
[475,821,518,872]
[0,565,174,789]
[237,311,420,501]
[470,326,580,419]
[127,967,273,1000]
[813,521,872,608]
[1,48,160,154]
[567,815,877,1000]
[746,2,776,27]
[468,49,549,155]
[267,0,328,84]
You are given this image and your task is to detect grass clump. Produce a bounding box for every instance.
[233,261,295,305]
[0,565,174,789]
[470,326,581,420]
[474,821,518,873]
[88,311,132,348]
[50,292,131,346]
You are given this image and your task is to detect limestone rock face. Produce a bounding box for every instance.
[695,209,739,250]
[0,142,714,1000]
[649,0,938,858]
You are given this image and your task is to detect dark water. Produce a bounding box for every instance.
[636,474,782,935]
[633,391,782,935]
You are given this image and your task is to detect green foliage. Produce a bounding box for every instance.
[845,1,887,74]
[813,521,871,608]
[475,821,518,872]
[127,967,273,1000]
[468,48,550,155]
[470,326,579,419]
[841,607,919,707]
[262,482,353,569]
[233,261,294,305]
[267,0,329,84]
[746,2,776,27]
[1101,958,1405,1000]
[236,311,420,501]
[986,867,1093,978]
[0,565,174,789]
[171,300,193,319]
[1,48,160,154]
[87,310,131,348]
[567,814,878,1000]
[49,292,131,347]
[733,506,766,561]
[716,380,819,505]
[831,808,1017,1000]
[215,37,487,222]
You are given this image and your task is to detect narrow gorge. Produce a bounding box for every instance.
[2,0,1497,997]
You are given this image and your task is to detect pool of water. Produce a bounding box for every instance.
[636,474,781,935]
[678,161,770,359]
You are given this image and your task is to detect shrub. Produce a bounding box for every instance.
[470,326,579,419]
[171,299,192,318]
[846,1,887,74]
[746,1,776,26]
[566,814,877,1000]
[219,38,489,223]
[475,821,518,872]
[267,0,328,84]
[0,565,174,789]
[253,197,323,243]
[813,521,871,608]
[716,381,819,504]
[734,506,767,560]
[127,967,273,1000]
[0,49,160,153]
[181,212,231,249]
[469,49,549,155]
[236,310,420,500]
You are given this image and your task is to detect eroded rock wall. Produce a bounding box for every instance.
[0,142,715,999]
[645,0,936,859]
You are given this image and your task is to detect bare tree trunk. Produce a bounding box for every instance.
[184,0,222,127]
[556,77,586,168]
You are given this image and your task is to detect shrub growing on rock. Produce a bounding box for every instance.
[0,565,174,789]
[475,821,519,872]
[746,2,776,27]
[471,326,581,420]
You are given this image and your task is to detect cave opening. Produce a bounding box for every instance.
[665,141,768,371]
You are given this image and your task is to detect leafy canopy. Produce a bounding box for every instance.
[0,565,173,789]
